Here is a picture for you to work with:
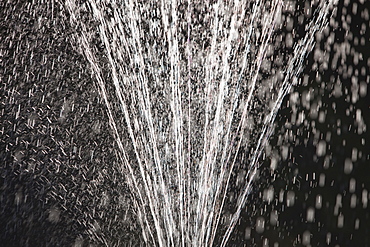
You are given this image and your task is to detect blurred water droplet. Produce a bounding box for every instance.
[319,173,326,187]
[245,227,251,240]
[337,214,344,228]
[349,178,356,193]
[270,157,278,171]
[14,191,22,206]
[270,210,278,226]
[344,158,353,174]
[302,230,311,246]
[286,191,295,207]
[306,207,315,222]
[279,190,285,203]
[316,195,322,209]
[256,217,265,234]
[355,219,360,230]
[48,207,61,223]
[263,186,274,203]
[350,194,357,208]
[73,237,84,247]
[316,140,326,157]
[326,232,332,245]
[362,189,368,208]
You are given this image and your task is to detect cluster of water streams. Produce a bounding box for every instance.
[64,0,333,245]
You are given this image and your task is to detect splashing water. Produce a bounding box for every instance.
[62,0,334,246]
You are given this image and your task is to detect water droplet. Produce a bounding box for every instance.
[245,227,251,240]
[48,207,61,223]
[350,194,357,208]
[73,237,84,247]
[279,190,285,203]
[302,230,311,246]
[344,158,353,174]
[256,217,265,234]
[338,214,344,228]
[349,178,356,193]
[306,207,315,222]
[14,191,22,206]
[316,140,326,156]
[263,186,274,203]
[362,189,368,208]
[316,195,322,209]
[319,173,325,187]
[326,232,331,245]
[270,210,278,226]
[286,191,295,207]
[355,219,360,230]
[270,157,277,171]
